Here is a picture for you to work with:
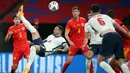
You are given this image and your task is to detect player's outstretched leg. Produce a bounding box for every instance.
[17,5,40,40]
[16,5,40,73]
[22,46,37,73]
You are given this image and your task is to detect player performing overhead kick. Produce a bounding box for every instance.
[17,5,69,73]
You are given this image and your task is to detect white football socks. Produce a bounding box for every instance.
[86,59,92,73]
[26,46,36,69]
[128,60,130,71]
[120,63,130,73]
[20,15,37,33]
[99,61,115,73]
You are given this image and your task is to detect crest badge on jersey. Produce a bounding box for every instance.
[13,57,16,60]
[22,27,25,30]
[81,23,84,26]
[77,24,80,26]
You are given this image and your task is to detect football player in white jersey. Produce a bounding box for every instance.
[85,12,102,73]
[17,5,69,73]
[84,4,130,73]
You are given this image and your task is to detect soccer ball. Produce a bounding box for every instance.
[48,1,59,11]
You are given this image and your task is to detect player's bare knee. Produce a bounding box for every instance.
[11,64,18,70]
[85,50,93,60]
[66,60,72,64]
[32,32,40,37]
[97,59,102,64]
[85,54,92,60]
[97,55,105,64]
[67,56,73,62]
[32,45,40,51]
[117,58,125,66]
[87,55,93,60]
[31,32,40,40]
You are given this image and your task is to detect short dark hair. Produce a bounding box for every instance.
[88,11,91,14]
[72,6,80,11]
[90,4,100,13]
[107,10,116,19]
[13,14,18,19]
[56,25,64,33]
[12,14,22,23]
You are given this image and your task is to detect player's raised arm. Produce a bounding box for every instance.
[113,22,130,39]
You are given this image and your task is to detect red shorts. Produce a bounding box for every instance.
[124,46,130,60]
[68,45,89,56]
[12,45,30,64]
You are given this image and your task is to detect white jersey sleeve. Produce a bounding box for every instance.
[84,23,91,32]
[84,22,102,45]
[107,15,115,24]
[88,14,116,35]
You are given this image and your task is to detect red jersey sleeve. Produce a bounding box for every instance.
[7,26,14,34]
[122,25,129,32]
[114,18,123,25]
[66,20,72,30]
[80,17,87,25]
[84,18,87,23]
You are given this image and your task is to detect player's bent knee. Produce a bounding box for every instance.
[32,32,40,39]
[85,50,94,60]
[117,58,125,66]
[66,57,73,63]
[66,60,72,64]
[97,55,105,64]
[87,56,93,60]
[32,45,40,51]
[109,59,118,67]
[11,65,18,70]
[87,53,93,60]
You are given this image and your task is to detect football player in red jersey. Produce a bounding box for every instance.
[107,10,130,72]
[62,6,91,73]
[5,15,30,73]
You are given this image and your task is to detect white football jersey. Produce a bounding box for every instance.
[87,14,116,35]
[43,34,67,51]
[85,23,102,45]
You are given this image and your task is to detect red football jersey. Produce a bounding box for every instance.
[7,23,29,49]
[66,17,87,47]
[114,18,123,25]
[121,25,130,47]
[114,18,130,47]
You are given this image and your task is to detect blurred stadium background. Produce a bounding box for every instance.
[0,0,130,73]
